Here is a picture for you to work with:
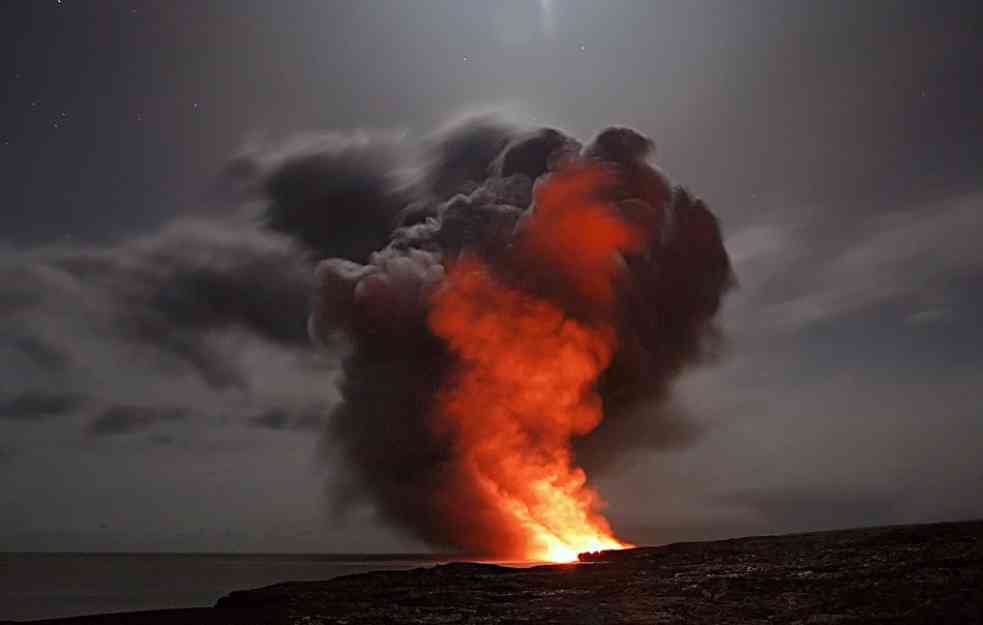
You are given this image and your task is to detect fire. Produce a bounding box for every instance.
[428,163,638,562]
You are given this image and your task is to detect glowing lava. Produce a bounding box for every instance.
[428,163,638,562]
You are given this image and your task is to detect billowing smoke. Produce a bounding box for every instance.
[260,115,733,557]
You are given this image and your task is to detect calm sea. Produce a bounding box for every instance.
[0,553,449,621]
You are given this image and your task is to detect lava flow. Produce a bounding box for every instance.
[429,163,639,562]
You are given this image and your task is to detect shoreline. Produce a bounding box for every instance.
[7,520,982,624]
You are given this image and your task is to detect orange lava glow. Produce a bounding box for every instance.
[428,163,638,562]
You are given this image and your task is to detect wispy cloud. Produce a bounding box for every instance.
[0,217,338,442]
[725,191,983,332]
[0,390,88,421]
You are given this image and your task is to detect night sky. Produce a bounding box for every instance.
[2,0,983,553]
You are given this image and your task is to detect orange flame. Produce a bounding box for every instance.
[428,163,639,562]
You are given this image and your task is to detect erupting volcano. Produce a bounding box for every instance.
[289,116,732,562]
[429,164,641,561]
[432,257,631,561]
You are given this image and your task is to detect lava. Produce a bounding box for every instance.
[428,163,639,562]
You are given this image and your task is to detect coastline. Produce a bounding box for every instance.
[7,520,982,624]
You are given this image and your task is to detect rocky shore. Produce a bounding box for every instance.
[12,520,983,624]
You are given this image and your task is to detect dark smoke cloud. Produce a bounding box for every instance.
[86,404,187,437]
[0,390,88,421]
[282,115,733,551]
[0,113,732,554]
[252,133,411,263]
[574,401,704,475]
[421,114,521,200]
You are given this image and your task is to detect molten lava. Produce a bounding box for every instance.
[428,163,639,562]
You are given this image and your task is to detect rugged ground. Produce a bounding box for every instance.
[12,520,983,624]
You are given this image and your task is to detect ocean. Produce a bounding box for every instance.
[0,553,449,621]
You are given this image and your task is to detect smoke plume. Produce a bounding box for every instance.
[268,115,733,558]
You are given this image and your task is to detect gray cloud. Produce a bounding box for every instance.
[630,328,983,539]
[719,486,903,533]
[0,214,341,448]
[0,218,316,391]
[0,390,88,421]
[9,335,71,372]
[726,192,983,334]
[86,404,188,437]
[247,405,326,432]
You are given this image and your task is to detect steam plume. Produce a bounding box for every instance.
[275,115,733,556]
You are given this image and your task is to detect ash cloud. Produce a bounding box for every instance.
[290,114,733,551]
[0,113,732,553]
[252,133,411,263]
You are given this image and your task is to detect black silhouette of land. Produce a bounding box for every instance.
[9,520,982,624]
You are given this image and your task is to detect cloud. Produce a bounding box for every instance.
[719,486,903,532]
[0,217,315,384]
[244,131,411,262]
[247,405,326,431]
[905,306,953,326]
[0,445,13,464]
[305,118,733,554]
[85,404,187,436]
[652,343,983,526]
[0,390,88,421]
[725,191,983,333]
[9,334,71,372]
[0,214,340,444]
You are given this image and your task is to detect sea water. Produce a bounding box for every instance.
[0,553,445,621]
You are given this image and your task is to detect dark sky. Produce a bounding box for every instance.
[1,0,982,552]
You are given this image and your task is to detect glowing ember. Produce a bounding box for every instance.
[428,163,638,562]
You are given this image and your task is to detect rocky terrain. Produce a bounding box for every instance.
[12,520,983,624]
